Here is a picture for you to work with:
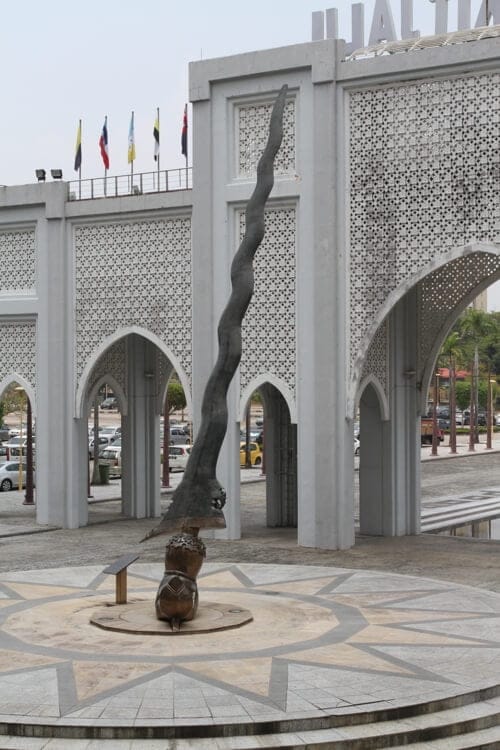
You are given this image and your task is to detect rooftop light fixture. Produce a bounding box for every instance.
[35,169,46,182]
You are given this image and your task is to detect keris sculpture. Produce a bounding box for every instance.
[143,84,288,629]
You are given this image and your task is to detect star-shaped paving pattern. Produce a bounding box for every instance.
[0,563,498,724]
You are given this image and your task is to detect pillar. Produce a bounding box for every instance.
[385,290,421,535]
[121,335,160,519]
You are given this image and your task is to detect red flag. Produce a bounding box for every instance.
[181,104,188,158]
[99,117,110,170]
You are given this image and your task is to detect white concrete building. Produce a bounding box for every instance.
[0,24,499,549]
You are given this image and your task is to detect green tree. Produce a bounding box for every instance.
[458,309,494,447]
[167,380,186,414]
[455,380,471,411]
[1,384,24,415]
[440,331,463,453]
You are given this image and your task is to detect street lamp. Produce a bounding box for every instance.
[15,388,23,493]
[431,371,440,457]
[486,378,496,451]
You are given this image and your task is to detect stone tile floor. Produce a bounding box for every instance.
[0,562,498,739]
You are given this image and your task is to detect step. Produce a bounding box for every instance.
[390,724,500,749]
[0,693,498,749]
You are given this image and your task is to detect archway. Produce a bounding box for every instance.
[354,247,500,542]
[76,330,191,527]
[358,378,389,536]
[241,381,297,530]
[0,376,36,506]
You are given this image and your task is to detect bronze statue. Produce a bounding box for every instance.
[143,84,288,629]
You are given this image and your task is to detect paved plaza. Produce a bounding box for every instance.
[0,447,498,745]
[0,562,499,748]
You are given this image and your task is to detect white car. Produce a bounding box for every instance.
[88,435,114,457]
[0,461,26,491]
[167,444,191,472]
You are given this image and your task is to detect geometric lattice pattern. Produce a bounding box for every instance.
[86,340,126,404]
[238,98,296,177]
[360,320,388,394]
[350,71,500,372]
[0,229,36,296]
[239,206,296,399]
[0,321,36,391]
[74,217,192,384]
[418,250,500,380]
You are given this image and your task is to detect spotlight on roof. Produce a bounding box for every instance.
[35,169,46,182]
[50,169,63,179]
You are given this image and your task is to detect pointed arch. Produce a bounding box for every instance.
[75,325,192,418]
[239,373,297,423]
[351,242,500,407]
[85,374,127,417]
[356,374,389,421]
[0,374,36,418]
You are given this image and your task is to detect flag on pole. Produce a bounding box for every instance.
[128,111,136,163]
[74,121,82,172]
[153,111,160,161]
[99,117,109,170]
[181,104,188,158]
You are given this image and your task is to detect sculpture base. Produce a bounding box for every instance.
[91,599,253,635]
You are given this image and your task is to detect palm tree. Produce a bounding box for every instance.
[440,331,463,454]
[459,309,494,450]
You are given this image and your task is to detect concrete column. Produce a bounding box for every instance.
[297,67,353,550]
[359,384,390,535]
[385,290,421,535]
[67,415,89,527]
[121,335,160,519]
[36,185,75,527]
[262,384,297,528]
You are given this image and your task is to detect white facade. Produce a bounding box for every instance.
[0,32,499,548]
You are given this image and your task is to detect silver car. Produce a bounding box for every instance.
[0,461,26,491]
[99,446,122,478]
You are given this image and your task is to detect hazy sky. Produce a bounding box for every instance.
[1,0,498,305]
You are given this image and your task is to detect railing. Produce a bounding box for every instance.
[68,168,192,200]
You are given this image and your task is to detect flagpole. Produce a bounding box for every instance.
[130,110,134,192]
[157,107,160,188]
[78,119,82,199]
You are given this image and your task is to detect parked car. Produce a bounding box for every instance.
[463,410,487,426]
[0,445,9,462]
[0,461,26,491]
[240,429,263,444]
[3,437,34,458]
[240,442,263,467]
[99,446,122,478]
[168,427,191,445]
[98,426,121,442]
[167,444,191,472]
[89,435,114,457]
[354,437,360,456]
[0,425,10,442]
[100,397,118,410]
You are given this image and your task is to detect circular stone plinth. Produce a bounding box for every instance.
[91,600,253,635]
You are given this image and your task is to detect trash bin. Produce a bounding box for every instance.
[98,462,110,485]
